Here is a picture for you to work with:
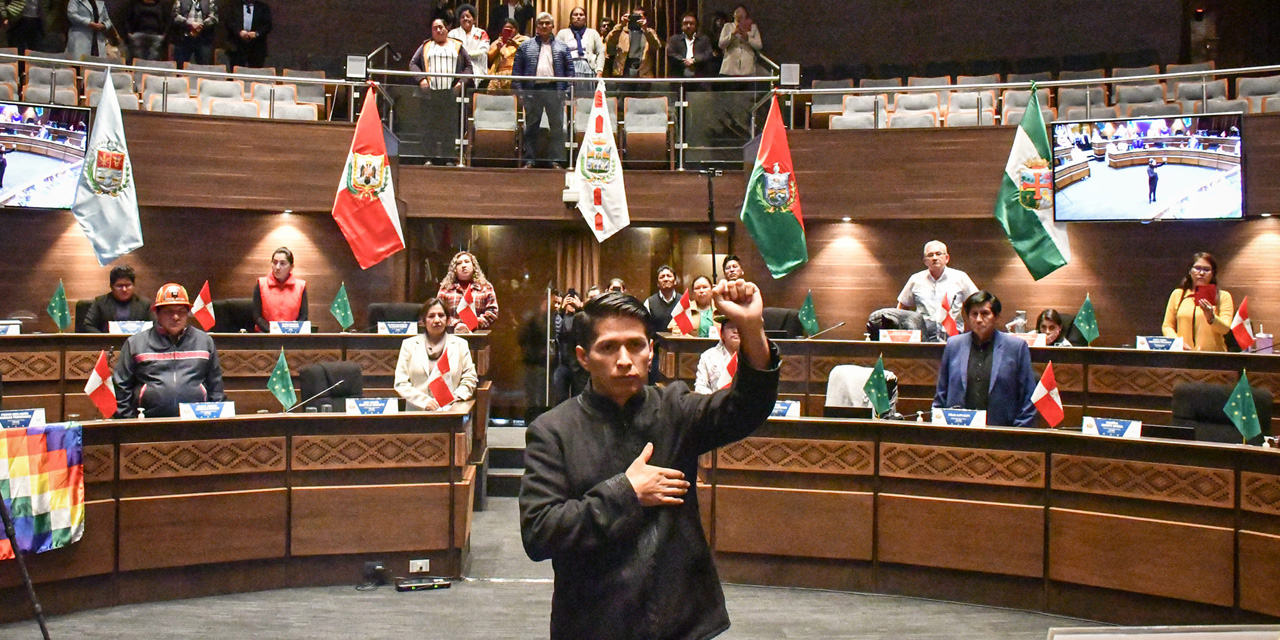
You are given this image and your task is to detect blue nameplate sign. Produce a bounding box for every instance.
[346,397,400,415]
[109,320,153,334]
[269,321,311,334]
[377,321,419,335]
[1082,416,1142,439]
[771,399,801,418]
[1136,336,1183,351]
[178,402,236,419]
[0,321,20,335]
[931,407,987,427]
[0,408,46,428]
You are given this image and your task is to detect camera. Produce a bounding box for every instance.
[628,13,642,29]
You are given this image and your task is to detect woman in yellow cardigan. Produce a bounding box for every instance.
[1161,252,1234,351]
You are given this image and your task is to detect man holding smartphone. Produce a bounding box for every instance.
[604,6,662,79]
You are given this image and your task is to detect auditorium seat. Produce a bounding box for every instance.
[893,92,940,114]
[233,65,277,78]
[251,82,299,116]
[858,77,903,111]
[283,69,328,109]
[0,82,14,101]
[87,89,141,108]
[572,95,619,142]
[182,62,231,96]
[825,364,898,415]
[1173,79,1226,110]
[1171,381,1271,445]
[140,74,190,110]
[1002,107,1055,126]
[1061,105,1118,120]
[84,70,133,105]
[1235,75,1280,113]
[209,97,261,118]
[197,78,247,112]
[1000,89,1049,115]
[948,91,995,114]
[907,75,951,114]
[622,96,670,167]
[22,85,77,105]
[956,73,1000,87]
[1059,68,1105,81]
[366,302,420,331]
[471,92,519,165]
[1126,102,1182,117]
[25,65,76,94]
[0,62,16,88]
[270,102,319,120]
[1007,71,1052,84]
[839,95,888,127]
[945,109,995,126]
[1166,61,1216,97]
[1115,84,1167,112]
[132,59,177,87]
[297,361,364,412]
[807,78,853,129]
[1197,98,1250,114]
[1266,97,1280,113]
[888,111,938,128]
[1112,64,1160,83]
[762,307,804,338]
[1057,87,1106,113]
[146,94,200,114]
[830,112,877,130]
[211,298,256,333]
[74,299,92,333]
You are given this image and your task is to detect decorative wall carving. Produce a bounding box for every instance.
[120,437,286,479]
[292,433,454,470]
[1086,366,1276,397]
[1051,455,1234,508]
[347,349,400,377]
[1242,472,1280,516]
[881,443,1045,487]
[218,350,340,377]
[716,437,874,475]
[83,445,114,483]
[66,350,120,380]
[0,351,60,381]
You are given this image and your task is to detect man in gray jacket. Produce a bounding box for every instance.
[171,0,217,65]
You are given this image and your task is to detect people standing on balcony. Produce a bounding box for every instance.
[410,17,473,91]
[171,0,218,66]
[225,0,271,68]
[718,4,762,82]
[66,0,114,59]
[449,4,488,86]
[486,18,527,92]
[605,6,661,80]
[124,0,167,61]
[512,12,571,169]
[665,12,713,80]
[486,0,532,40]
[556,6,605,95]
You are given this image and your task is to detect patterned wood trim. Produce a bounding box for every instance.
[716,437,874,475]
[0,351,60,381]
[66,350,120,380]
[779,355,807,383]
[83,444,114,483]
[676,352,699,381]
[1242,472,1280,516]
[810,356,877,383]
[218,350,340,377]
[473,346,489,377]
[119,437,286,480]
[880,443,1045,488]
[1089,366,1280,399]
[1051,454,1234,508]
[1033,363,1084,393]
[885,358,939,387]
[292,433,456,470]
[347,349,400,377]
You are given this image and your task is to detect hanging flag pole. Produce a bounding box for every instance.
[331,82,405,269]
[575,80,629,242]
[741,95,807,279]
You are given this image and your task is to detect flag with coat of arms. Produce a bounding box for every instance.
[575,80,629,242]
[73,70,143,267]
[331,86,404,269]
[740,95,807,279]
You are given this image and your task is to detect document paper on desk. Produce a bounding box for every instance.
[0,423,85,560]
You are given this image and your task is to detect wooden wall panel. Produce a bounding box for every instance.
[880,444,1045,488]
[0,500,115,589]
[1048,507,1234,606]
[1050,455,1234,508]
[118,489,288,570]
[716,437,874,476]
[878,494,1044,578]
[715,485,873,561]
[119,437,286,480]
[1239,530,1280,618]
[291,484,452,556]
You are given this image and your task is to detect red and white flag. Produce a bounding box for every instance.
[718,351,738,390]
[940,295,959,337]
[1031,361,1064,428]
[1231,295,1255,351]
[574,80,629,242]
[331,86,404,269]
[669,289,695,335]
[84,350,116,418]
[456,285,480,331]
[426,346,456,408]
[192,280,215,331]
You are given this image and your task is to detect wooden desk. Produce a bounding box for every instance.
[1054,157,1091,189]
[0,331,490,420]
[697,417,1280,625]
[657,335,1280,432]
[1107,146,1240,171]
[0,408,477,623]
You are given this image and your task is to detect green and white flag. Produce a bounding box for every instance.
[47,279,71,332]
[1225,371,1262,442]
[267,349,296,411]
[994,84,1070,281]
[798,290,819,336]
[330,282,354,331]
[864,355,892,418]
[1074,294,1099,345]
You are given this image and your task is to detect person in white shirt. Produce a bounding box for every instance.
[694,316,740,394]
[394,298,478,411]
[665,12,713,79]
[448,4,489,86]
[896,240,979,331]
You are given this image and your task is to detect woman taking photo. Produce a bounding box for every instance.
[394,298,478,411]
[436,250,499,332]
[1161,252,1234,351]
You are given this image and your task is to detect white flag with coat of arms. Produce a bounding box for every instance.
[575,81,629,242]
[72,69,142,266]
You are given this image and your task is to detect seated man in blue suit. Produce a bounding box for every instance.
[934,291,1037,427]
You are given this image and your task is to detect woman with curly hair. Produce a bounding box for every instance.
[436,250,499,332]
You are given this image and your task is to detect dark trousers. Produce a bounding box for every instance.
[522,88,566,166]
[8,17,44,53]
[172,36,214,65]
[1148,176,1158,203]
[229,42,267,68]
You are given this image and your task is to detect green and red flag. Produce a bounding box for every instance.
[740,95,807,279]
[993,83,1070,281]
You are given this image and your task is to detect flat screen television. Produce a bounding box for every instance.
[1051,113,1243,222]
[0,101,91,210]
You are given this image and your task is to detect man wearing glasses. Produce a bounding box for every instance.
[82,265,152,333]
[897,240,978,332]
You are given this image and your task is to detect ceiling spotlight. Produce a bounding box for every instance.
[841,216,851,222]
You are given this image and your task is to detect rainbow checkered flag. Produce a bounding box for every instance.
[1,423,85,560]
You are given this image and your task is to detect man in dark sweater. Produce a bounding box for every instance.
[520,281,779,640]
[82,264,152,333]
[643,264,679,383]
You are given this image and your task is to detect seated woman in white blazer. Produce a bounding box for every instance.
[394,298,478,411]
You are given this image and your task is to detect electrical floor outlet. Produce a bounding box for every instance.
[409,559,430,573]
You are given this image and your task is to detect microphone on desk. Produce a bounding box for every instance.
[805,322,846,340]
[286,379,347,413]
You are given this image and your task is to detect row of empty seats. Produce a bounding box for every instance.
[471,93,671,166]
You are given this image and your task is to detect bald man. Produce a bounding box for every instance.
[897,240,978,331]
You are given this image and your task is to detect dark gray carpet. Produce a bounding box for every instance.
[0,498,1097,639]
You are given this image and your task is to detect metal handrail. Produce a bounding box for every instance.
[0,52,357,88]
[367,67,778,85]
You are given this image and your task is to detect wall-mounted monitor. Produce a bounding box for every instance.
[0,101,91,211]
[1051,113,1243,222]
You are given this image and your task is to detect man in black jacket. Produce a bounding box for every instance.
[226,0,272,68]
[112,283,226,418]
[520,280,779,640]
[82,264,152,333]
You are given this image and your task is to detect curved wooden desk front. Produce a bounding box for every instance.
[697,417,1280,626]
[0,408,476,624]
[1107,145,1241,171]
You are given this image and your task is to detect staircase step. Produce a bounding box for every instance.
[487,467,524,497]
[489,447,525,469]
